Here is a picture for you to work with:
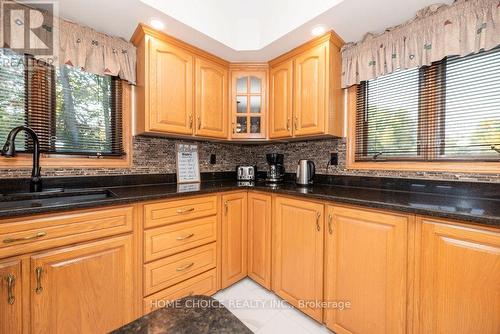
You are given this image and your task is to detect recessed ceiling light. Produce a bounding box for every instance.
[311,25,327,36]
[150,19,165,30]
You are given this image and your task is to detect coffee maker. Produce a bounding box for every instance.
[266,153,285,183]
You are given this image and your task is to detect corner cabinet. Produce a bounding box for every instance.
[132,24,229,139]
[269,32,344,139]
[230,66,268,139]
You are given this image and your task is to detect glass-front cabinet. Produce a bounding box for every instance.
[231,69,267,139]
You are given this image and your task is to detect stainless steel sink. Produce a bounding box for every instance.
[0,189,116,210]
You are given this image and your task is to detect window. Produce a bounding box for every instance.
[0,50,124,157]
[355,47,500,162]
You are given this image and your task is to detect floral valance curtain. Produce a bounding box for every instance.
[0,0,136,84]
[57,19,136,84]
[341,0,500,88]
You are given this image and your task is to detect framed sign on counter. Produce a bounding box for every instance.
[176,144,200,184]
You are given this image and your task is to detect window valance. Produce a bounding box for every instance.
[341,0,500,88]
[0,0,136,84]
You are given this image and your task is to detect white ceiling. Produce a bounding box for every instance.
[56,0,454,62]
[138,0,345,50]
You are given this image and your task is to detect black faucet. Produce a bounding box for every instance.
[1,126,42,192]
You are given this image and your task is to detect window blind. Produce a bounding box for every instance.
[356,47,500,162]
[0,51,124,157]
[0,51,26,151]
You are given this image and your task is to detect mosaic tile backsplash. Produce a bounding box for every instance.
[0,136,499,183]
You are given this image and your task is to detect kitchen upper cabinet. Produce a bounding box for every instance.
[293,43,326,136]
[195,57,228,139]
[230,68,268,139]
[417,217,500,334]
[247,192,272,289]
[139,35,194,135]
[132,24,229,139]
[30,235,135,334]
[0,258,23,334]
[269,60,293,138]
[324,205,409,334]
[272,196,324,322]
[221,192,248,288]
[269,32,344,139]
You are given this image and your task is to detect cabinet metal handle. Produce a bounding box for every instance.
[35,267,43,294]
[176,208,195,214]
[294,116,298,130]
[176,262,194,272]
[176,233,194,241]
[197,116,201,130]
[328,214,333,234]
[286,118,290,131]
[189,114,193,129]
[3,231,47,244]
[316,212,321,231]
[6,274,15,305]
[224,201,228,216]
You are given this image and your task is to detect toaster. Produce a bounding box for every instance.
[236,166,256,181]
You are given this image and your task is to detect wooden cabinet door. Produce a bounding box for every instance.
[30,235,135,334]
[418,217,500,334]
[272,196,324,321]
[324,205,409,334]
[195,57,228,138]
[231,71,267,139]
[293,43,327,136]
[221,192,248,288]
[269,60,293,138]
[148,38,194,135]
[247,192,271,289]
[0,258,23,334]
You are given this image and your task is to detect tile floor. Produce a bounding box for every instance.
[214,278,333,334]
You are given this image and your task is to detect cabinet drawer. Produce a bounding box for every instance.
[144,216,217,262]
[144,195,218,228]
[144,242,217,295]
[0,205,134,258]
[143,268,217,313]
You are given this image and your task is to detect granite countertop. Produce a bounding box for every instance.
[110,295,252,334]
[0,177,498,228]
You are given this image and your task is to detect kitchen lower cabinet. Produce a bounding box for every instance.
[30,235,135,334]
[417,217,500,334]
[324,205,410,334]
[0,258,23,334]
[221,192,248,288]
[272,196,324,321]
[247,192,272,289]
